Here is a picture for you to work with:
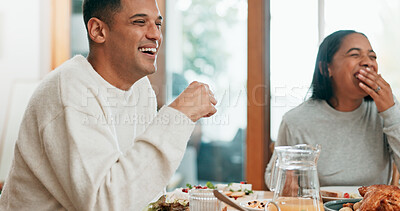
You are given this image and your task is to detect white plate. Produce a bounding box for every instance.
[239,199,271,211]
[320,186,362,201]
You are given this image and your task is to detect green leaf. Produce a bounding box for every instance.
[244,189,253,195]
[206,181,215,189]
[186,183,193,189]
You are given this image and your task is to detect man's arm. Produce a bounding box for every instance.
[40,81,216,210]
[40,106,194,210]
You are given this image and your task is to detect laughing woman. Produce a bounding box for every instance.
[265,30,400,187]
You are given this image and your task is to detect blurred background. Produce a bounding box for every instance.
[0,0,399,190]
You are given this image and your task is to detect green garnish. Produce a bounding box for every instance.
[186,183,193,189]
[206,181,215,189]
[244,189,253,195]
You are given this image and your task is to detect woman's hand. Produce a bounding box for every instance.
[358,67,394,112]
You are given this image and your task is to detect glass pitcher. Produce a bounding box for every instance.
[267,144,310,192]
[266,144,323,211]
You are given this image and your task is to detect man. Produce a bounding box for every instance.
[0,0,217,210]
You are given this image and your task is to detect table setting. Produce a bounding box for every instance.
[147,144,400,210]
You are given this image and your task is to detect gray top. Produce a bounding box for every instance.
[266,98,400,187]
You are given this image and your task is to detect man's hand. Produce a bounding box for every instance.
[169,81,217,122]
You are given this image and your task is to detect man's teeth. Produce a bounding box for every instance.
[139,48,157,53]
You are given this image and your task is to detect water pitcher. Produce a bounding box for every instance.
[266,144,323,211]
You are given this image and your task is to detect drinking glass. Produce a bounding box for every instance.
[189,189,221,211]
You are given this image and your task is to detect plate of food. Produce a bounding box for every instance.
[323,198,362,211]
[240,199,271,211]
[146,182,255,211]
[324,184,400,210]
[320,186,362,202]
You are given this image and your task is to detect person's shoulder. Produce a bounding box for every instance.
[23,63,66,126]
[58,55,100,105]
[38,55,90,88]
[28,56,95,115]
[56,55,94,86]
[282,99,324,122]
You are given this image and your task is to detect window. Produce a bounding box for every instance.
[71,0,88,57]
[270,0,319,142]
[165,0,248,188]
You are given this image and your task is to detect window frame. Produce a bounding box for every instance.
[247,0,271,190]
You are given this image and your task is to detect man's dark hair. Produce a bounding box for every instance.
[82,0,122,30]
[310,30,372,101]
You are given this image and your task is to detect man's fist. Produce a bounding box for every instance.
[169,81,217,122]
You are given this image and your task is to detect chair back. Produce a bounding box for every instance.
[391,163,400,186]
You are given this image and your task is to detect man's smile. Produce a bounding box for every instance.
[138,47,157,55]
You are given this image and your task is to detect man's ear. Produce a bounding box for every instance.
[319,62,332,77]
[87,17,107,44]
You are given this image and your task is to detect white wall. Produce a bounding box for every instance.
[0,0,51,179]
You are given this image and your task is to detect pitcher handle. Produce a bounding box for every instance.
[265,201,281,211]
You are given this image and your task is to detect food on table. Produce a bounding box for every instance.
[219,182,253,200]
[339,202,359,211]
[339,184,400,211]
[186,181,253,200]
[215,183,228,191]
[348,193,359,198]
[181,183,209,193]
[321,189,342,198]
[147,188,189,211]
[244,200,269,209]
[225,191,245,200]
[147,181,252,210]
[321,189,361,199]
[339,200,362,211]
[353,201,362,210]
[358,184,400,210]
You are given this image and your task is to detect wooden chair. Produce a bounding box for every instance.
[269,141,275,155]
[391,163,400,186]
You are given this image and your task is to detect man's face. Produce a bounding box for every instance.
[328,33,378,99]
[105,0,163,82]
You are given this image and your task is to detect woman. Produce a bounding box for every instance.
[266,30,400,187]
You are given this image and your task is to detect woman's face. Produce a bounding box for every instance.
[327,33,378,100]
